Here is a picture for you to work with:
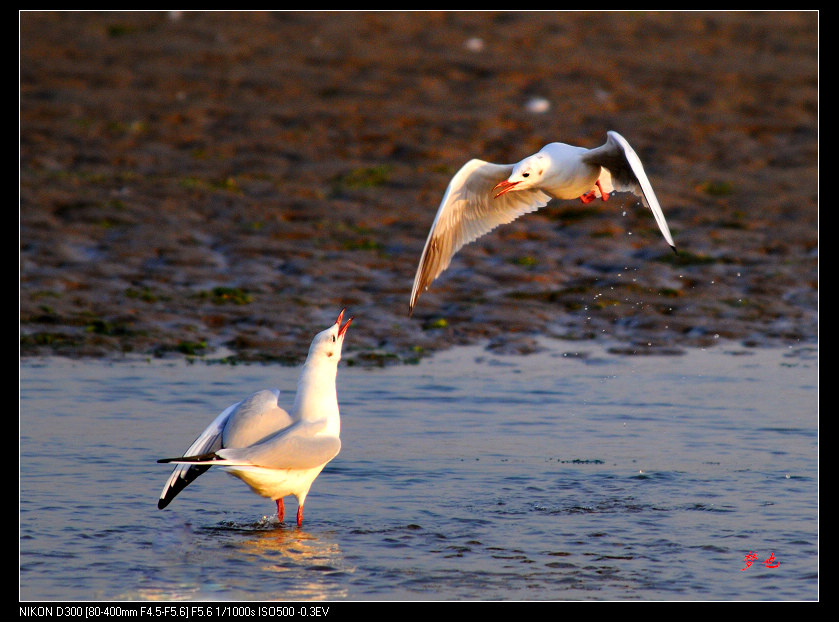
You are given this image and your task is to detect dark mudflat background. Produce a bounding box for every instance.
[20,11,818,365]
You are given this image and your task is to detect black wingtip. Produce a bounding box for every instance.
[671,245,678,255]
[157,463,213,510]
[157,466,215,510]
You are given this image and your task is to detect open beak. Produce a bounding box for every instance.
[336,309,353,338]
[492,179,520,198]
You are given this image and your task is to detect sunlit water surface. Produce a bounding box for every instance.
[20,340,818,601]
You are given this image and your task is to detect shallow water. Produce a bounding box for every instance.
[20,340,818,601]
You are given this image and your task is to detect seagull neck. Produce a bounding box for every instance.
[292,359,340,425]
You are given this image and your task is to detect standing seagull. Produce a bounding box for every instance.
[157,309,353,527]
[409,131,676,314]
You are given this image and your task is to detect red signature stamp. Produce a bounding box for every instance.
[741,552,779,570]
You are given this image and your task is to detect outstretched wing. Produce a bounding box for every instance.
[160,420,341,472]
[157,400,238,509]
[157,389,291,509]
[583,131,676,251]
[409,159,552,313]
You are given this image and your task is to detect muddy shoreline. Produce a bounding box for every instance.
[20,11,818,365]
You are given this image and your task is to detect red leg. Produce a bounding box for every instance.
[579,190,597,204]
[276,498,285,521]
[596,180,610,201]
[297,504,304,527]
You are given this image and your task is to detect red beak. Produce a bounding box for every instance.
[492,179,520,198]
[336,309,353,337]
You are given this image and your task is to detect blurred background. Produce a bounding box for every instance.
[20,11,818,365]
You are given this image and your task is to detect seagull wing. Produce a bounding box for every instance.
[157,399,238,509]
[221,389,293,448]
[161,420,341,472]
[409,159,552,313]
[582,131,676,251]
[219,420,341,471]
[157,389,294,509]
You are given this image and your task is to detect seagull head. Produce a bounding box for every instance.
[493,154,546,198]
[308,309,353,363]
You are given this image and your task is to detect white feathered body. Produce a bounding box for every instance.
[534,142,607,200]
[217,354,342,506]
[223,463,329,506]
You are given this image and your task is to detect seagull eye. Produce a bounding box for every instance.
[522,172,530,178]
[332,335,336,343]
